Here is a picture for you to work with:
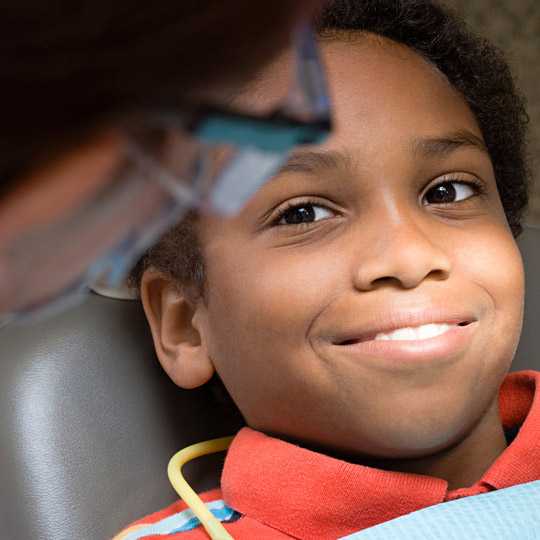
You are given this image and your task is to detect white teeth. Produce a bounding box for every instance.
[374,323,454,342]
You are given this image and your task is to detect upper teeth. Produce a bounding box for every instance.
[374,323,454,341]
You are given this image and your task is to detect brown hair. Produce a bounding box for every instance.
[131,211,205,294]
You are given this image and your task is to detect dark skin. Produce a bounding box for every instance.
[143,35,524,490]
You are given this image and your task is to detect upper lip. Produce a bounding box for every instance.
[329,308,477,345]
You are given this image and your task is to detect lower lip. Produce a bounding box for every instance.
[331,323,478,369]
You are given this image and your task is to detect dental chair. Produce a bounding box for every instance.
[0,293,243,540]
[514,225,540,372]
[0,226,538,540]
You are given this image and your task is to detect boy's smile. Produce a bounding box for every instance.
[321,308,479,370]
[144,34,525,488]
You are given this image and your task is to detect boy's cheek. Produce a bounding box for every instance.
[464,227,524,313]
[207,238,344,323]
[458,225,524,356]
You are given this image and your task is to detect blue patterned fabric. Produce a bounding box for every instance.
[122,499,239,539]
[340,480,540,539]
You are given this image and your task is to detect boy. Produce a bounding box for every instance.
[119,0,537,538]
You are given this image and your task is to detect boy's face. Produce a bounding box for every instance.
[152,36,525,459]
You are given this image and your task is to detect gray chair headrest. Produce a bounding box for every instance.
[514,226,540,370]
[0,293,242,540]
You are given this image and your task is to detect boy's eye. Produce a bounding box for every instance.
[423,181,476,205]
[277,203,334,225]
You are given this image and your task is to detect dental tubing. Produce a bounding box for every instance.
[167,436,235,540]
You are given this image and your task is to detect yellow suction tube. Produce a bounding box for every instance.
[167,436,235,540]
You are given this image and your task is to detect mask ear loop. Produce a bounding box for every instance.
[167,436,235,540]
[282,23,331,122]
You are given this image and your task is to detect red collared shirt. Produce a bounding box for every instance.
[117,370,540,540]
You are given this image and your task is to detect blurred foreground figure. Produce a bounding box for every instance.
[0,0,330,322]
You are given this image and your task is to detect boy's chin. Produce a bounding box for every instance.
[361,429,469,461]
[292,421,472,467]
[339,374,506,461]
[316,403,492,462]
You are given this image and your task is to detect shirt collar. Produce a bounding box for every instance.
[459,370,540,494]
[221,371,540,539]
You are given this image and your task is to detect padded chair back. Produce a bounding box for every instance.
[0,226,537,540]
[0,294,242,540]
[514,225,540,370]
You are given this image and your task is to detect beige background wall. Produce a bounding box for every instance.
[448,0,540,225]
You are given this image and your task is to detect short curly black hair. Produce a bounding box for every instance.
[131,0,530,292]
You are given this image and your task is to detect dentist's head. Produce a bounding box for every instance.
[0,0,325,321]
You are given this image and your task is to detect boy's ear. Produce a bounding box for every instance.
[139,270,214,389]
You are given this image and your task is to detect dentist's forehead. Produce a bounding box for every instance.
[230,48,294,115]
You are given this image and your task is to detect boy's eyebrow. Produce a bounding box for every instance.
[277,149,352,176]
[412,130,488,158]
[274,130,488,178]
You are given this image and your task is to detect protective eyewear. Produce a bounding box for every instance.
[0,25,331,325]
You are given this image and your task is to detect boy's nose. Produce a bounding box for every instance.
[352,215,452,292]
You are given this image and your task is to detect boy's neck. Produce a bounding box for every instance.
[291,398,507,491]
[358,399,507,490]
